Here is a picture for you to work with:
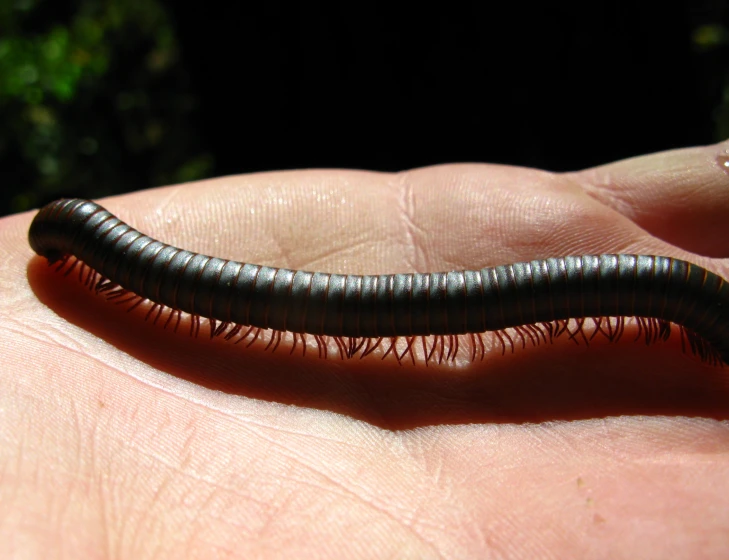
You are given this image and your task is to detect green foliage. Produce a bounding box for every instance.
[692,24,729,53]
[691,23,729,142]
[0,0,212,215]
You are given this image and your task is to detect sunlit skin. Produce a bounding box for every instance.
[2,142,729,559]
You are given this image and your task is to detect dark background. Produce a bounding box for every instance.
[1,0,728,216]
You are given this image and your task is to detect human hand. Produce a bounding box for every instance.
[3,143,729,558]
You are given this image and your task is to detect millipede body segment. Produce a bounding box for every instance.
[28,198,729,366]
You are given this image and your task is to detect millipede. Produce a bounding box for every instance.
[28,198,729,367]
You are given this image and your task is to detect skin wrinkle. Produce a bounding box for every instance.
[305,239,378,266]
[0,320,49,346]
[189,491,260,553]
[345,467,430,525]
[144,187,184,239]
[130,477,181,557]
[121,417,356,507]
[15,314,95,353]
[225,431,374,499]
[67,397,85,501]
[249,487,292,549]
[395,171,423,274]
[270,480,437,559]
[568,168,630,218]
[94,437,116,560]
[197,482,274,522]
[241,423,375,456]
[395,475,500,557]
[253,436,446,553]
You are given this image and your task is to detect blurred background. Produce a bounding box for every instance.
[1,0,728,216]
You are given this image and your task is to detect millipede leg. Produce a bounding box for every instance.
[290,332,299,355]
[96,280,115,293]
[512,326,527,349]
[554,319,569,338]
[589,317,603,341]
[528,323,547,345]
[268,330,284,353]
[613,316,625,342]
[469,333,477,362]
[264,329,277,351]
[359,338,372,360]
[646,318,656,344]
[313,335,323,358]
[541,321,555,342]
[398,336,417,365]
[523,325,538,347]
[62,258,79,276]
[106,288,130,301]
[214,321,230,337]
[476,332,485,360]
[494,330,507,356]
[658,319,671,341]
[113,294,139,306]
[443,336,451,362]
[351,337,367,357]
[360,337,383,359]
[245,328,262,348]
[606,316,615,340]
[84,266,97,289]
[224,323,243,341]
[502,330,516,353]
[54,255,70,272]
[450,335,459,362]
[564,320,581,345]
[425,336,438,365]
[573,318,589,346]
[145,303,160,323]
[382,337,399,363]
[634,316,643,342]
[124,296,146,312]
[332,336,346,360]
[232,325,254,343]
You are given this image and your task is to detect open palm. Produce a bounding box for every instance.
[3,143,729,559]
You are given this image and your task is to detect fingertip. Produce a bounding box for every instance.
[714,138,729,176]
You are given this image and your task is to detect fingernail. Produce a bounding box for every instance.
[716,146,729,175]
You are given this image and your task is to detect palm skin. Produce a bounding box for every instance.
[2,142,729,559]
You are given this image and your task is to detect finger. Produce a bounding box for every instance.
[565,140,729,258]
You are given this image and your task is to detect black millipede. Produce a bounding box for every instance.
[28,198,729,366]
